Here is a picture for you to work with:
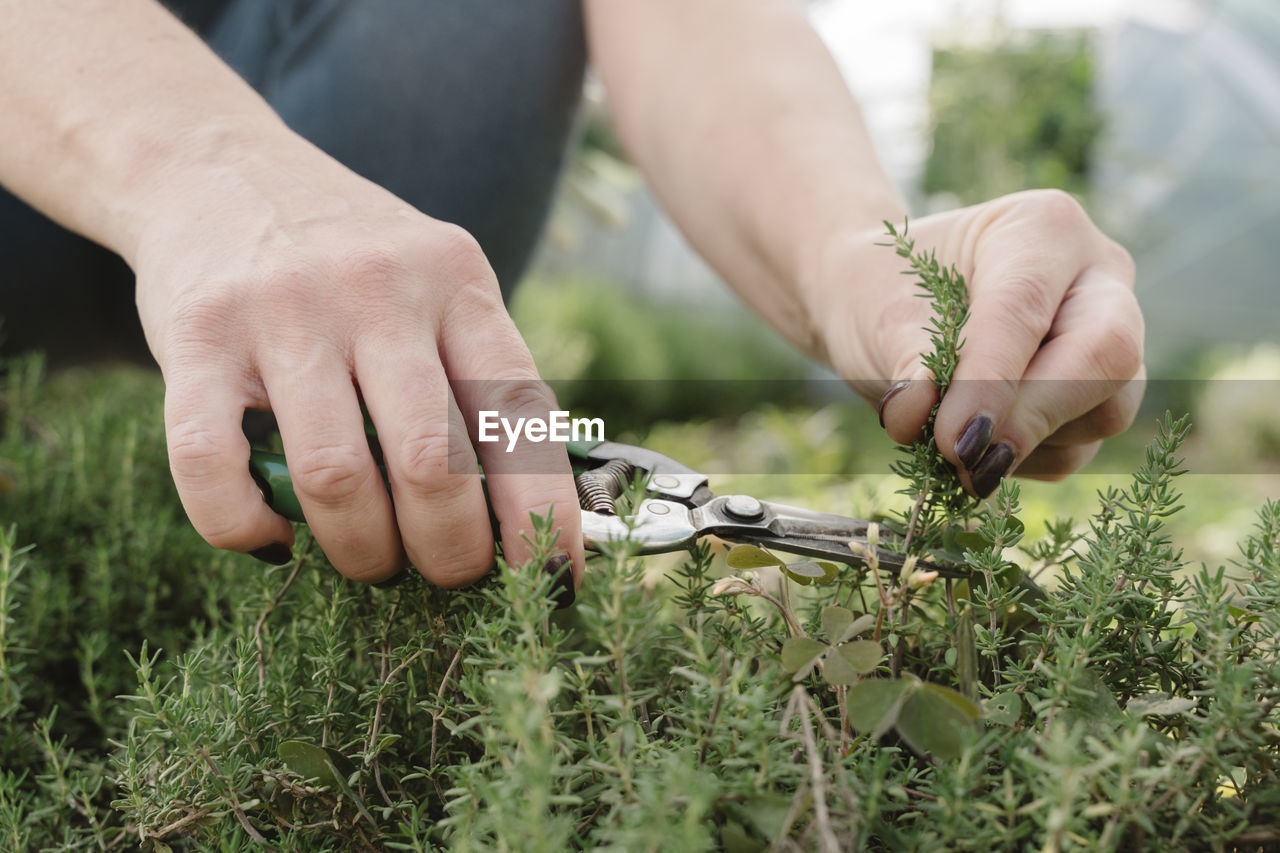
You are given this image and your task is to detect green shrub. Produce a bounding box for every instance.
[1,231,1279,850]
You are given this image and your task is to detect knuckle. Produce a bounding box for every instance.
[1091,314,1145,381]
[290,443,372,502]
[337,246,410,292]
[432,225,491,279]
[393,427,471,494]
[1024,188,1088,230]
[165,291,239,353]
[491,377,555,415]
[260,264,320,318]
[1089,401,1136,439]
[167,421,234,476]
[1104,240,1137,284]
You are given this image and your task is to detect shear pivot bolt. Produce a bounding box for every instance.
[725,494,763,521]
[646,503,671,516]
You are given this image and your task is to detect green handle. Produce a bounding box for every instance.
[249,438,603,524]
[249,449,306,523]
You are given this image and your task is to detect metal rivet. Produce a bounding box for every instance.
[724,494,763,520]
[652,475,680,490]
[646,503,671,516]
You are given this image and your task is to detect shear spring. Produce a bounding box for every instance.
[575,459,634,515]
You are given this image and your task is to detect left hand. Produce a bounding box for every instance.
[802,189,1145,498]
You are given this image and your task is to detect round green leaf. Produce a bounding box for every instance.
[820,606,853,643]
[782,560,838,586]
[278,740,342,787]
[983,691,1023,726]
[820,647,861,685]
[726,544,783,569]
[921,682,982,720]
[953,530,987,552]
[846,678,910,736]
[780,636,827,676]
[835,640,883,676]
[895,683,980,761]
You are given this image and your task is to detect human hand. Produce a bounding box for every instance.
[804,190,1144,497]
[129,137,583,589]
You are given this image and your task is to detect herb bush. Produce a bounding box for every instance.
[3,231,1280,851]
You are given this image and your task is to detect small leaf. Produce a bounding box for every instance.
[278,740,341,788]
[780,637,827,676]
[740,794,792,843]
[720,821,766,853]
[846,678,910,736]
[1127,693,1198,717]
[895,683,978,761]
[834,640,882,676]
[820,648,861,686]
[820,606,853,643]
[953,530,986,552]
[726,544,783,569]
[781,560,836,586]
[920,682,982,720]
[983,691,1023,726]
[845,613,876,639]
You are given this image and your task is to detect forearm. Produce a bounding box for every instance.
[0,0,294,262]
[584,0,904,360]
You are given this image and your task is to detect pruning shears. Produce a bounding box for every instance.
[248,437,959,579]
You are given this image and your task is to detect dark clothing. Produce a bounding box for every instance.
[0,0,586,365]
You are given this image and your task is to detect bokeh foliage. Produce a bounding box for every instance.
[923,32,1102,206]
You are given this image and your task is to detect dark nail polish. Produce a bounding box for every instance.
[970,443,1016,499]
[374,570,411,590]
[250,543,294,565]
[542,553,576,609]
[955,416,994,470]
[877,380,912,428]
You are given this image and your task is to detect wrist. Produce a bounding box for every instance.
[791,208,904,365]
[102,114,301,264]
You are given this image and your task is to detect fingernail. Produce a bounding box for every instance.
[542,553,576,610]
[250,543,294,565]
[955,415,994,470]
[374,570,411,590]
[970,443,1016,499]
[877,380,912,428]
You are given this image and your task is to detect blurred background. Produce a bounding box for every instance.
[510,0,1280,565]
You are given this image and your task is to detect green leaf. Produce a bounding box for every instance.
[720,821,766,853]
[781,637,827,676]
[820,647,860,685]
[834,640,882,676]
[847,679,910,736]
[820,606,853,643]
[983,691,1023,726]
[1126,693,1198,717]
[278,740,344,788]
[953,530,986,552]
[921,682,982,720]
[895,683,979,761]
[781,560,838,586]
[726,544,783,569]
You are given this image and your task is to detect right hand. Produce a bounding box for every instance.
[130,135,583,587]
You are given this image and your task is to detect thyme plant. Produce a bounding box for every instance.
[1,228,1278,849]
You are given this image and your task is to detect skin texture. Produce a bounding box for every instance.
[584,0,1144,496]
[0,0,583,586]
[0,0,1143,585]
